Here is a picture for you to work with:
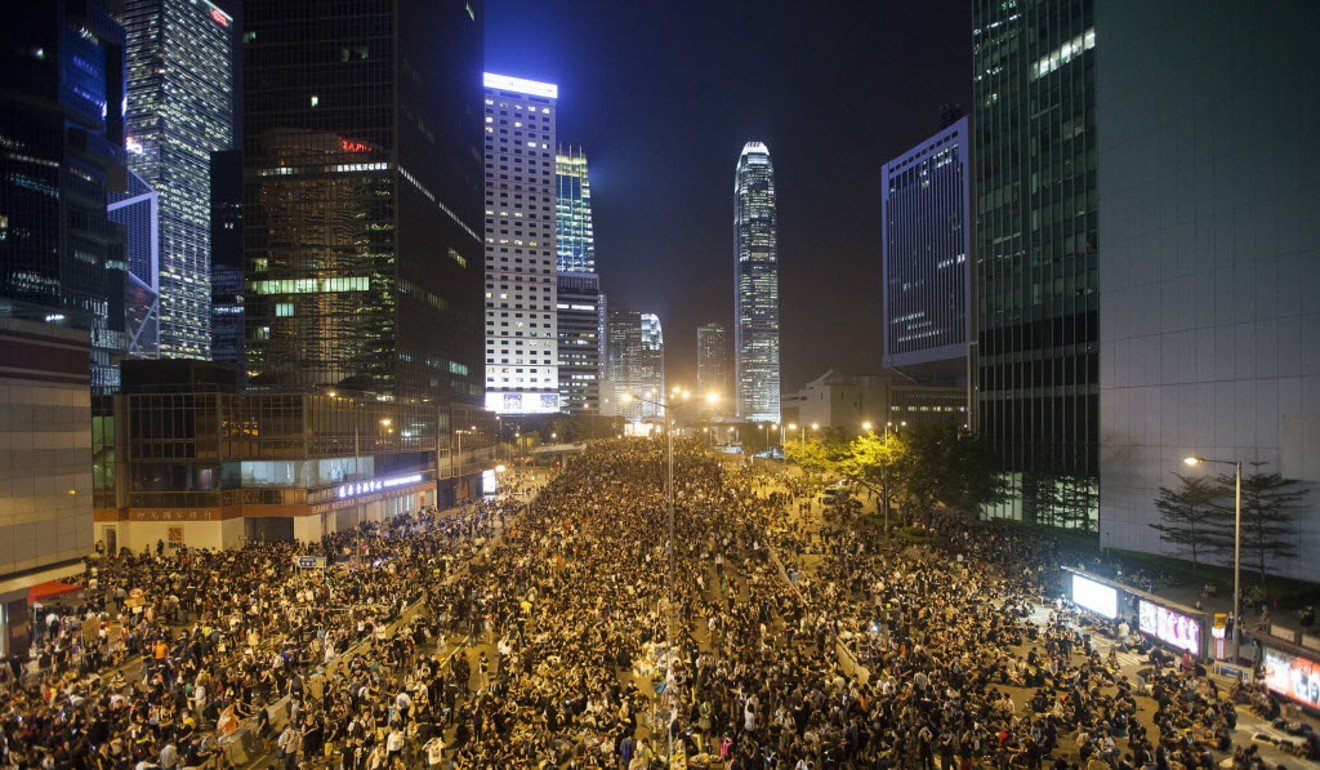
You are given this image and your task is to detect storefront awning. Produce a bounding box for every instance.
[28,581,82,603]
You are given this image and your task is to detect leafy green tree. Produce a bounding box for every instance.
[1216,464,1308,585]
[840,431,910,531]
[1149,474,1230,577]
[783,436,847,486]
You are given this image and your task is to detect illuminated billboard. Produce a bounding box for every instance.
[1137,599,1201,654]
[1263,648,1320,710]
[484,391,561,415]
[1070,573,1117,619]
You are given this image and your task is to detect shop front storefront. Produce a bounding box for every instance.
[94,477,437,550]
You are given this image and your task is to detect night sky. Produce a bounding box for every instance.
[486,1,971,392]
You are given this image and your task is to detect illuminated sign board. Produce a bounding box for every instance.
[1070,573,1117,619]
[484,391,561,415]
[340,138,371,153]
[336,473,424,500]
[483,72,558,99]
[1137,599,1201,654]
[1263,648,1320,710]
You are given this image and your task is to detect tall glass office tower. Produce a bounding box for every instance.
[881,115,971,384]
[555,147,595,273]
[733,141,780,423]
[0,0,129,391]
[243,0,486,404]
[605,308,663,422]
[122,0,235,359]
[973,0,1099,528]
[554,147,602,413]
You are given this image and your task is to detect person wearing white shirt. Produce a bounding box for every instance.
[158,741,179,770]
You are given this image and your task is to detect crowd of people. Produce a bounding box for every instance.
[2,439,1316,769]
[0,483,522,769]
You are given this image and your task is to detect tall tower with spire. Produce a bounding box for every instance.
[733,141,780,422]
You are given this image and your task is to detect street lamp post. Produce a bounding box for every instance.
[620,387,717,762]
[1184,455,1242,662]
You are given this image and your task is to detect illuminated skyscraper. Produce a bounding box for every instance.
[733,141,780,422]
[243,0,486,404]
[605,309,663,422]
[484,73,559,414]
[554,146,601,413]
[555,147,595,273]
[122,0,235,358]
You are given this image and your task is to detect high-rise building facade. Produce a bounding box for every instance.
[209,149,242,374]
[0,0,129,392]
[696,322,730,408]
[0,318,94,657]
[733,141,781,423]
[605,309,664,422]
[972,0,1099,527]
[122,0,235,358]
[243,0,486,405]
[483,73,559,414]
[556,272,602,414]
[555,146,595,273]
[881,116,971,384]
[554,146,603,414]
[1095,1,1320,581]
[108,169,161,359]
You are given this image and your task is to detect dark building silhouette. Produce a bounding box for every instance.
[210,149,243,377]
[0,0,129,390]
[973,0,1099,527]
[242,0,485,405]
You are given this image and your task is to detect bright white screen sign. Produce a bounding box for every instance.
[1137,599,1201,654]
[1071,573,1118,619]
[483,73,558,99]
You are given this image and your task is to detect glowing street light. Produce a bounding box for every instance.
[1184,455,1243,662]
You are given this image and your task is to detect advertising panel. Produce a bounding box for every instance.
[1262,648,1320,710]
[485,391,562,415]
[1070,573,1117,619]
[1137,599,1201,654]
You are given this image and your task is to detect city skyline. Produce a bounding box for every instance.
[2,2,1320,750]
[485,1,971,391]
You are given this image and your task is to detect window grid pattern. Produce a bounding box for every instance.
[482,77,559,413]
[973,0,1100,526]
[123,0,235,359]
[733,142,781,423]
[881,117,970,369]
